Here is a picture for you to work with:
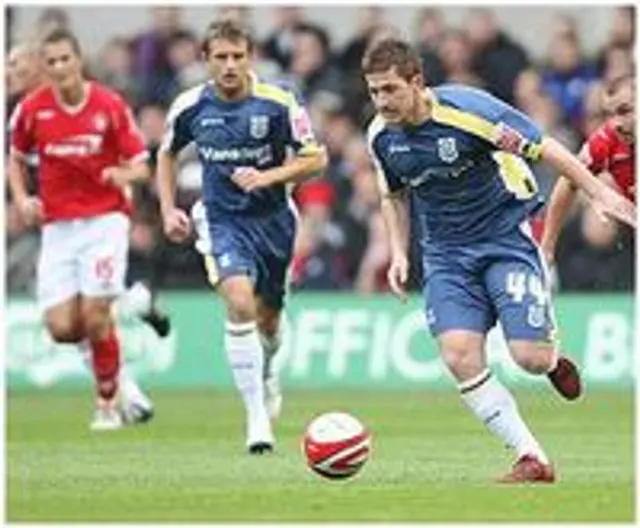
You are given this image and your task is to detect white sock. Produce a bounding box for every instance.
[459,369,549,464]
[225,320,273,446]
[259,327,281,380]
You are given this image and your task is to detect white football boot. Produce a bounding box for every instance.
[119,369,154,425]
[90,399,123,431]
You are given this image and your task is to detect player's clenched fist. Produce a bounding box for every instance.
[387,253,409,303]
[101,166,131,189]
[232,167,275,192]
[16,196,44,226]
[163,208,192,243]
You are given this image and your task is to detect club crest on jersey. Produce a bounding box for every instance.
[92,113,108,132]
[437,137,458,163]
[250,115,269,139]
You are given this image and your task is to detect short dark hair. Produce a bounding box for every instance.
[362,37,422,81]
[40,28,82,56]
[201,18,253,57]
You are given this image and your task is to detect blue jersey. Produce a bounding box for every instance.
[368,84,545,250]
[160,75,323,218]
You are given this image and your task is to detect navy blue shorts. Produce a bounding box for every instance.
[422,224,556,343]
[194,203,296,310]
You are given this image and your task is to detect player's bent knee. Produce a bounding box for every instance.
[438,331,485,380]
[223,288,257,322]
[509,341,555,374]
[45,317,83,343]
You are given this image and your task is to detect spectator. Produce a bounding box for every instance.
[513,68,544,114]
[465,8,529,104]
[291,180,352,290]
[581,81,607,137]
[320,111,358,204]
[551,13,579,42]
[131,6,187,105]
[608,6,635,48]
[167,30,208,91]
[6,201,39,293]
[263,6,306,70]
[36,7,70,36]
[95,37,141,104]
[216,5,252,27]
[438,30,484,87]
[338,7,387,125]
[341,139,390,292]
[289,24,343,110]
[556,202,635,291]
[601,45,634,83]
[414,8,446,86]
[339,6,386,73]
[541,35,598,129]
[6,42,45,113]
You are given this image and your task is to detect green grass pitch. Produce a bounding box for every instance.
[7,387,634,522]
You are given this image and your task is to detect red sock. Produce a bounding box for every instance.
[91,327,120,401]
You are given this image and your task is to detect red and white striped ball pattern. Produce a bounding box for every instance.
[303,412,372,480]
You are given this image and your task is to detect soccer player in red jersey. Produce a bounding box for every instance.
[8,29,151,430]
[542,75,635,263]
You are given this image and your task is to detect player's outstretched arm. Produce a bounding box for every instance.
[156,151,191,243]
[540,136,636,228]
[7,148,43,225]
[380,194,410,302]
[540,177,578,264]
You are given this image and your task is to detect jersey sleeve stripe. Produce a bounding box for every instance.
[494,151,538,199]
[252,81,297,109]
[432,103,543,161]
[297,143,325,156]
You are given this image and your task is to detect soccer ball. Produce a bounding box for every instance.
[303,412,372,480]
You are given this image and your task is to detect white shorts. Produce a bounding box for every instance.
[37,212,130,312]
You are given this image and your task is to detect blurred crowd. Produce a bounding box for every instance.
[5,5,636,295]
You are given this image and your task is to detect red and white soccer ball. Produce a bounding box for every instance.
[303,412,372,480]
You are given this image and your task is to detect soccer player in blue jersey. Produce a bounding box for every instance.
[156,19,327,454]
[362,38,636,483]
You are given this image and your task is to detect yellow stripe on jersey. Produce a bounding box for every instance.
[253,78,324,157]
[432,103,495,142]
[203,255,220,288]
[494,151,538,199]
[253,81,297,108]
[431,103,543,162]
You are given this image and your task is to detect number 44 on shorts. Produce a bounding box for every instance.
[506,272,546,304]
[505,272,548,329]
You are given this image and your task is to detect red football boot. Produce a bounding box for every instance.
[547,356,582,400]
[497,454,556,484]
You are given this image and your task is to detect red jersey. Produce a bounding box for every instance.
[10,82,148,223]
[581,121,635,203]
